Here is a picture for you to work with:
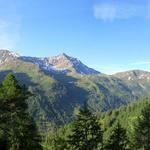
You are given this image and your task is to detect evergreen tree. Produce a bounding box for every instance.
[134,104,150,150]
[68,104,103,150]
[44,132,68,150]
[105,122,128,150]
[0,73,42,150]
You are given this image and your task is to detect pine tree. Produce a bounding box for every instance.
[134,104,150,150]
[0,73,42,150]
[68,104,103,150]
[105,122,128,150]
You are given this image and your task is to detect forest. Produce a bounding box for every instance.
[0,74,150,150]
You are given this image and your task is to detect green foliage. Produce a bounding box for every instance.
[0,73,42,150]
[1,60,150,150]
[42,123,73,150]
[67,104,103,150]
[43,98,150,150]
[43,104,103,150]
[100,98,150,141]
[43,130,68,150]
[104,122,129,150]
[134,104,150,150]
[0,61,146,128]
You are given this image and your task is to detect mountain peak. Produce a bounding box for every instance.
[0,50,100,75]
[45,53,100,74]
[0,49,20,57]
[58,53,68,57]
[20,52,100,75]
[54,53,71,61]
[114,70,150,81]
[0,50,20,64]
[55,53,76,62]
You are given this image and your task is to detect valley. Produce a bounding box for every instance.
[0,50,150,129]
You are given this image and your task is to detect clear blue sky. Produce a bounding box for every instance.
[0,0,150,74]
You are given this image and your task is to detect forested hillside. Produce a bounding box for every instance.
[0,74,42,149]
[43,97,150,150]
[1,51,150,130]
[0,73,150,150]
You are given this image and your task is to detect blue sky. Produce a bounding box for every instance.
[0,0,150,74]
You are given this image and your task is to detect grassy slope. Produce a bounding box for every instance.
[0,60,150,129]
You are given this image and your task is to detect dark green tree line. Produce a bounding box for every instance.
[43,98,150,150]
[67,104,103,150]
[1,73,150,150]
[134,104,150,150]
[0,73,42,150]
[104,122,129,150]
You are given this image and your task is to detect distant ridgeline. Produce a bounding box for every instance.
[0,50,150,130]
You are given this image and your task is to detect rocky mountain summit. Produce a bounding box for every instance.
[0,50,100,75]
[21,53,100,74]
[114,70,150,82]
[0,50,19,63]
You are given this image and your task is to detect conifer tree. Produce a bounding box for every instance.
[134,104,150,150]
[0,73,42,150]
[68,104,103,150]
[105,122,128,150]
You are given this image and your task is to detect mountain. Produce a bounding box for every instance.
[114,70,150,98]
[114,70,150,81]
[0,50,19,63]
[0,50,150,130]
[20,53,100,75]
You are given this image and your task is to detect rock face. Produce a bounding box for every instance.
[114,70,150,82]
[20,53,100,74]
[0,50,100,74]
[0,50,19,63]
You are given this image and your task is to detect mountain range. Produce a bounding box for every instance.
[0,50,100,75]
[0,50,150,129]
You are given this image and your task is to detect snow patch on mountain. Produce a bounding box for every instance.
[0,50,19,64]
[0,50,100,74]
[115,70,150,82]
[20,53,100,75]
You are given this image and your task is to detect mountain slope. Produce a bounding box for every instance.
[114,70,150,98]
[0,59,135,126]
[100,97,150,140]
[20,53,100,75]
[0,50,150,130]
